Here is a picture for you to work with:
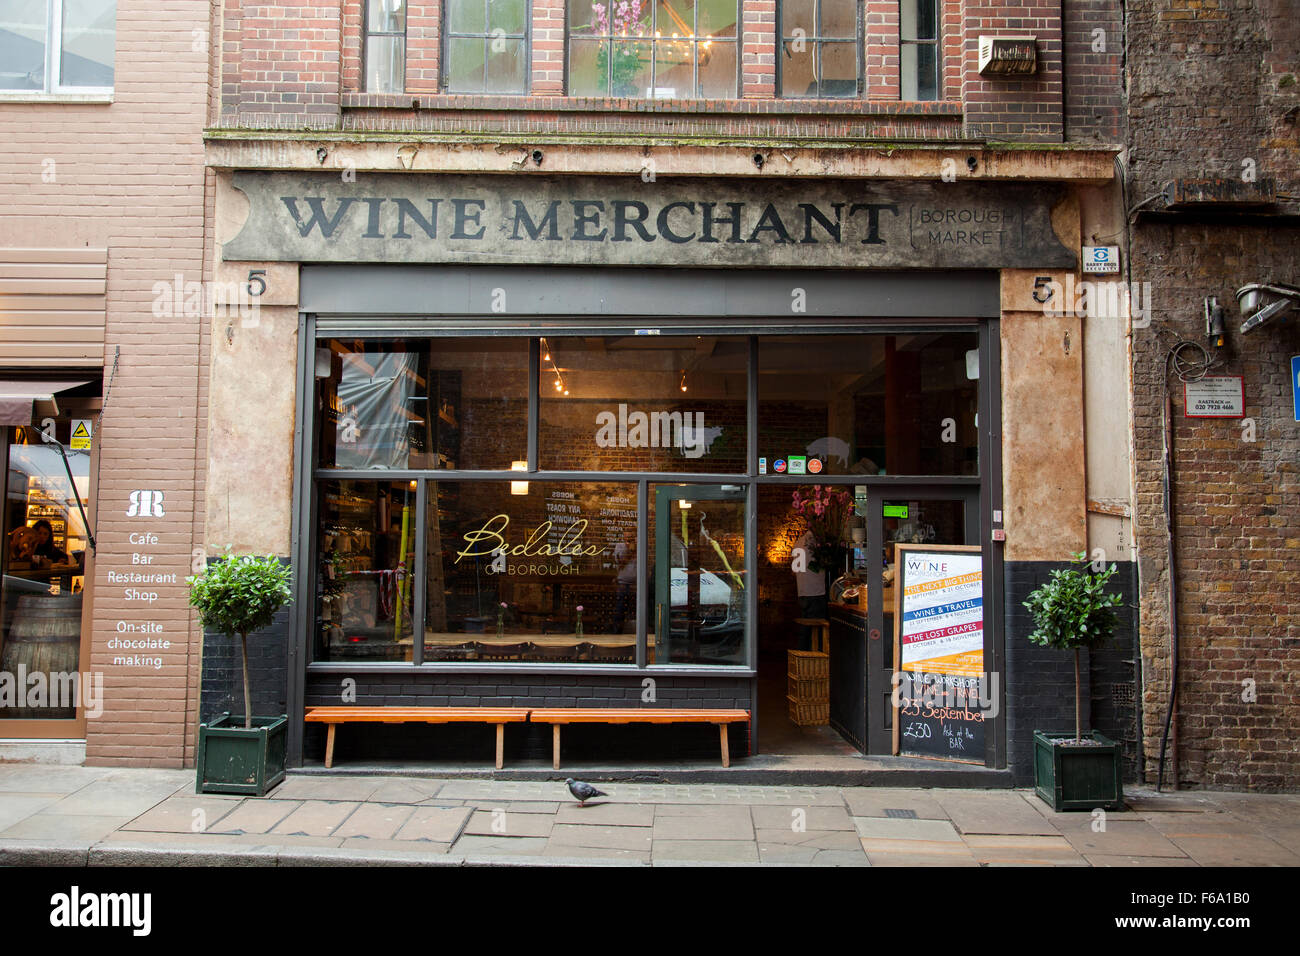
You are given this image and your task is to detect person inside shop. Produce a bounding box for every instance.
[30,519,69,566]
[792,529,827,651]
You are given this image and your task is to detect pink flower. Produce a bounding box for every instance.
[576,605,584,612]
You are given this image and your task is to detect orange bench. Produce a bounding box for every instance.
[304,706,531,769]
[529,708,751,769]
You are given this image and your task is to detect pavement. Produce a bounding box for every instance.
[0,763,1297,866]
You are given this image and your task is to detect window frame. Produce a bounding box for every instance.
[565,0,743,100]
[899,0,940,102]
[441,0,533,94]
[0,0,116,96]
[362,0,408,94]
[776,0,863,100]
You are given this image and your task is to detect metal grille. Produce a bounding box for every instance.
[883,808,918,819]
[1111,683,1136,707]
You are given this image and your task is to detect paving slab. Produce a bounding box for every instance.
[499,801,561,814]
[339,837,452,854]
[840,788,950,819]
[1203,792,1300,828]
[0,765,112,794]
[465,809,554,837]
[548,823,655,851]
[269,776,385,802]
[455,834,548,856]
[754,827,862,850]
[1138,811,1263,837]
[366,779,445,805]
[1055,819,1189,859]
[333,803,417,840]
[751,804,855,831]
[0,794,66,832]
[1083,853,1201,867]
[122,795,241,834]
[40,772,193,819]
[1162,832,1300,867]
[963,834,1088,866]
[209,800,303,835]
[653,839,760,863]
[0,811,135,843]
[859,839,978,866]
[541,844,651,864]
[935,790,1059,835]
[652,805,755,840]
[393,805,474,843]
[852,817,961,842]
[1123,789,1223,814]
[555,802,653,827]
[270,801,360,837]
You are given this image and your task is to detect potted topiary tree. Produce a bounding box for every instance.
[189,551,293,796]
[1023,552,1125,811]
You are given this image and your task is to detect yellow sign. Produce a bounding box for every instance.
[455,514,607,565]
[70,419,92,450]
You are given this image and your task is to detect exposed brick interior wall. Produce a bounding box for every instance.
[1127,1,1299,790]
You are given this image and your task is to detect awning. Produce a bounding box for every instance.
[0,380,94,427]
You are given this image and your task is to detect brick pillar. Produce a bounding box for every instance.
[533,0,566,95]
[865,0,899,100]
[342,0,363,92]
[742,0,776,99]
[407,0,442,93]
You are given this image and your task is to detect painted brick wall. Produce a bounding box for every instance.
[1127,0,1300,791]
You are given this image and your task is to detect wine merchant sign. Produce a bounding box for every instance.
[223,172,1075,269]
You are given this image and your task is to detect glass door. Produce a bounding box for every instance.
[651,484,747,665]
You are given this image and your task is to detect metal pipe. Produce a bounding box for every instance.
[1156,385,1179,792]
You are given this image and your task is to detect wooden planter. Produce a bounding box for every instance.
[196,713,288,796]
[1033,730,1124,811]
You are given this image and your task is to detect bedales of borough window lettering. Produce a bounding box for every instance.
[223,173,1077,270]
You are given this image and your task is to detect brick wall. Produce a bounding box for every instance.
[1062,0,1124,142]
[961,0,1064,142]
[1127,0,1300,790]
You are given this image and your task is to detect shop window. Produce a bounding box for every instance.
[0,0,115,92]
[778,0,859,99]
[538,335,747,473]
[899,0,939,101]
[424,480,638,663]
[365,0,407,93]
[314,338,528,471]
[444,0,529,93]
[757,331,978,477]
[0,422,91,718]
[567,0,739,98]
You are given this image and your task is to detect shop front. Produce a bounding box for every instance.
[205,165,1105,773]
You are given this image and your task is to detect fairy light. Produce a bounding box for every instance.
[680,369,688,392]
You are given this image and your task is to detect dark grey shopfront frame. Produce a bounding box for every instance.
[287,266,1004,768]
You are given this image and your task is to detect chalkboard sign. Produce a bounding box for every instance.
[891,544,987,763]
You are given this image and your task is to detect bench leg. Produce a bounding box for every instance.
[552,724,561,771]
[495,724,504,770]
[719,724,730,768]
[325,724,336,769]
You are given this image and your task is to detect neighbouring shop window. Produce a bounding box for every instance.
[900,0,939,101]
[757,331,979,476]
[0,422,90,718]
[0,0,115,91]
[315,338,528,471]
[567,0,739,98]
[538,335,747,473]
[778,0,859,99]
[365,0,407,93]
[425,480,638,663]
[317,480,418,662]
[444,0,529,93]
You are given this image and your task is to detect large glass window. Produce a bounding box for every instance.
[567,0,738,98]
[900,0,939,101]
[538,335,747,473]
[365,0,406,93]
[444,0,529,93]
[779,0,859,99]
[0,0,115,91]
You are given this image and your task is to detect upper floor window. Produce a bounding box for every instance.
[778,0,859,98]
[900,0,938,100]
[365,0,406,93]
[0,0,116,92]
[444,0,529,93]
[568,0,739,99]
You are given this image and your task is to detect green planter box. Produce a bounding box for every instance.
[1033,730,1124,811]
[196,713,288,796]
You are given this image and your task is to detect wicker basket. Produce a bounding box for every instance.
[787,695,830,726]
[788,674,829,702]
[787,649,829,679]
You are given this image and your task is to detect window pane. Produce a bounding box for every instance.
[819,0,855,39]
[316,338,528,471]
[611,39,651,96]
[369,0,407,33]
[317,481,417,662]
[0,0,47,90]
[1,422,91,717]
[485,37,527,93]
[539,335,748,473]
[424,481,639,663]
[365,35,405,92]
[758,332,979,477]
[446,36,486,91]
[569,0,605,37]
[916,42,938,99]
[604,0,651,35]
[653,37,692,96]
[780,33,817,97]
[695,0,737,38]
[696,39,735,98]
[487,0,526,35]
[818,39,856,97]
[569,38,609,94]
[60,0,114,87]
[900,0,936,41]
[782,0,814,36]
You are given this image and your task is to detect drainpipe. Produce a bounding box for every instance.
[1156,384,1179,792]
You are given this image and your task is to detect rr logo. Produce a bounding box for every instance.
[127,490,165,517]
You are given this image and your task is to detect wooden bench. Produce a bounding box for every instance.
[529,708,751,770]
[304,707,531,770]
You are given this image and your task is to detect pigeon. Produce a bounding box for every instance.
[566,778,607,806]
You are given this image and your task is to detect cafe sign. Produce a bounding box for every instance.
[224,172,1076,270]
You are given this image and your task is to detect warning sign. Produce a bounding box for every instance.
[70,419,92,450]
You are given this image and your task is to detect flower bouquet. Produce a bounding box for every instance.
[792,485,853,573]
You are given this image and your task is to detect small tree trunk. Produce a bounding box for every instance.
[240,632,252,731]
[1074,647,1082,744]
